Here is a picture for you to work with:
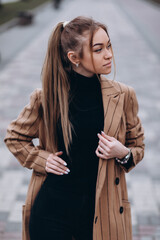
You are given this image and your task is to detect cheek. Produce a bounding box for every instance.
[93,55,103,65]
[82,56,95,69]
[93,57,103,71]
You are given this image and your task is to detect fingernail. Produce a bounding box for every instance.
[101,131,104,134]
[66,169,70,172]
[64,162,67,166]
[65,171,69,174]
[61,173,64,175]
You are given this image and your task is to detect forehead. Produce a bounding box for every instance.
[93,28,109,44]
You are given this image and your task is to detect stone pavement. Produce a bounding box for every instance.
[0,0,160,239]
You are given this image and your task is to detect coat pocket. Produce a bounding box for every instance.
[122,200,132,240]
[22,204,31,240]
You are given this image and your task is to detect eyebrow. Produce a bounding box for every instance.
[93,40,111,47]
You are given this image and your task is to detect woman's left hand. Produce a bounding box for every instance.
[95,131,129,160]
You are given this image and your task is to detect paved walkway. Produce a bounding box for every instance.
[0,0,160,239]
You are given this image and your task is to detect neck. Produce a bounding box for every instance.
[72,66,95,78]
[69,70,101,94]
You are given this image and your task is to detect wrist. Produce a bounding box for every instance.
[115,148,131,165]
[119,146,130,159]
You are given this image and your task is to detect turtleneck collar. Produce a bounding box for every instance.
[69,70,101,92]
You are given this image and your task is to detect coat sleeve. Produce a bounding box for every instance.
[120,86,145,173]
[4,88,51,175]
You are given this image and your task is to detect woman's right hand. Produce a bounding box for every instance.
[45,151,70,175]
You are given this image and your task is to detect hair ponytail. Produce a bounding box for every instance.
[42,22,73,156]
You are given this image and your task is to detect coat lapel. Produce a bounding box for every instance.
[95,78,125,206]
[100,78,125,137]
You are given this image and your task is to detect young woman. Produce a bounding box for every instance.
[4,16,145,240]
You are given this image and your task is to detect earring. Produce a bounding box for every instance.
[76,63,79,67]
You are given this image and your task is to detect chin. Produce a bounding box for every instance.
[102,69,112,75]
[97,68,112,75]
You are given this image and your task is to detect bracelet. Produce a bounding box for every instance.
[115,148,131,165]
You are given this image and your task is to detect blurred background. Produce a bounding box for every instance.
[0,0,160,239]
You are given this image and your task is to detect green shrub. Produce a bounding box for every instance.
[0,0,50,25]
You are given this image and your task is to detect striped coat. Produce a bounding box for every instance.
[4,76,144,240]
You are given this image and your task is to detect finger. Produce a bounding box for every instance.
[47,158,70,172]
[95,148,107,159]
[101,131,113,141]
[54,155,67,165]
[97,133,110,146]
[52,158,70,172]
[55,151,63,156]
[98,140,110,152]
[47,155,69,171]
[98,145,106,155]
[97,146,109,159]
[46,162,70,174]
[45,166,64,175]
[50,153,67,166]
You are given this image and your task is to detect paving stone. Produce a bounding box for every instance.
[140,237,153,240]
[133,225,139,235]
[22,178,30,185]
[0,212,9,221]
[0,231,21,240]
[133,237,141,240]
[155,229,160,236]
[155,237,160,240]
[150,216,160,225]
[5,222,22,232]
[8,201,24,222]
[138,225,158,237]
[0,221,6,233]
[15,194,26,202]
[137,216,151,225]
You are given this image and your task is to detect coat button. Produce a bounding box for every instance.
[120,206,123,214]
[115,177,119,185]
[95,216,98,224]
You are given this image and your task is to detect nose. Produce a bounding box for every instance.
[104,49,112,60]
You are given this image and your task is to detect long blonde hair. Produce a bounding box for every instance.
[42,16,115,155]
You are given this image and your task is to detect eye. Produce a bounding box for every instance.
[107,43,112,49]
[94,48,102,53]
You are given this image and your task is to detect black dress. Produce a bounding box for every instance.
[29,71,104,240]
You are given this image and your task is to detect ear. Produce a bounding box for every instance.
[67,51,80,66]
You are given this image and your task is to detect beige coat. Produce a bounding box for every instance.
[4,77,144,240]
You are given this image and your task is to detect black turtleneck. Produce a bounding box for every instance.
[45,71,104,196]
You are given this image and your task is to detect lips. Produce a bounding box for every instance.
[103,62,112,66]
